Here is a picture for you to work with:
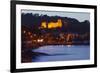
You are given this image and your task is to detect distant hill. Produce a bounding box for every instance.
[21,13,90,34]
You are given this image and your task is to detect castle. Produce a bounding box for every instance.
[41,19,62,29]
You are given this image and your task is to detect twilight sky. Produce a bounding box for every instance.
[22,10,90,22]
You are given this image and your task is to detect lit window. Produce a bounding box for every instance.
[37,39,43,42]
[30,35,33,38]
[28,32,31,35]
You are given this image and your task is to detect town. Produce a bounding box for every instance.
[22,26,90,49]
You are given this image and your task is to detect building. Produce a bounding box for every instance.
[41,19,62,29]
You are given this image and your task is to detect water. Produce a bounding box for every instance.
[32,45,90,62]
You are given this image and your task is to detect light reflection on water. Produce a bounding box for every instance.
[32,45,90,62]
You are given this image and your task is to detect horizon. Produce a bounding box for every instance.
[22,10,90,22]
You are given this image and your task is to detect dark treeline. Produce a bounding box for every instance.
[21,13,90,34]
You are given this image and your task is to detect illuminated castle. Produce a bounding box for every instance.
[41,19,62,29]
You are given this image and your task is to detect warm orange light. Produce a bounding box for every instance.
[37,39,43,42]
[23,30,26,34]
[41,22,47,28]
[41,19,62,29]
[30,35,33,38]
[28,32,31,35]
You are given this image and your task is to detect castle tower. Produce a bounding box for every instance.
[57,19,62,28]
[41,21,46,28]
